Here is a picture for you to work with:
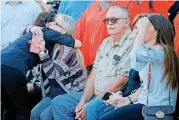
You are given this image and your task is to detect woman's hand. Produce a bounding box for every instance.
[74,39,82,48]
[115,97,131,108]
[105,94,122,107]
[30,26,43,36]
[29,35,45,54]
[133,17,150,47]
[138,17,150,32]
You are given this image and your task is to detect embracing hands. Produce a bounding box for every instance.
[29,26,45,54]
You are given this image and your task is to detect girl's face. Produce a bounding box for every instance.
[132,21,139,39]
[132,19,157,44]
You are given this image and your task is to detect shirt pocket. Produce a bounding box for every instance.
[18,10,33,26]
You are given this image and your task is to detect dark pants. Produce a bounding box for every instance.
[175,90,179,119]
[1,65,28,120]
[98,103,145,120]
[25,89,42,110]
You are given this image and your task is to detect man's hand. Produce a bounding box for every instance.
[75,100,86,120]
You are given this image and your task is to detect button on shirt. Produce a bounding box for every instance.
[1,0,41,48]
[93,29,134,95]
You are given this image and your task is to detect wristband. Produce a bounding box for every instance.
[127,96,133,104]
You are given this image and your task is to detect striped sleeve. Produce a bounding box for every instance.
[39,46,76,80]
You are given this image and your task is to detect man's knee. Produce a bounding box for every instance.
[51,95,67,111]
[40,112,52,120]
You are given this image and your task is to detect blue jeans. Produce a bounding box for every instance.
[30,97,53,120]
[98,103,145,120]
[52,92,103,120]
[52,92,114,120]
[85,98,109,120]
[52,92,83,120]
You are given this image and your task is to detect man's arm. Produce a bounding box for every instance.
[99,75,128,97]
[80,67,96,103]
[75,67,96,120]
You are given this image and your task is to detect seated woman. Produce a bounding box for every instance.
[30,13,87,120]
[98,14,179,120]
[84,13,179,120]
[1,12,82,120]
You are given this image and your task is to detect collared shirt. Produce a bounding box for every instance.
[130,44,177,108]
[1,0,41,48]
[93,29,134,95]
[174,14,179,57]
[57,1,94,21]
[74,1,131,66]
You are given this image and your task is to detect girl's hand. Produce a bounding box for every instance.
[138,17,150,32]
[105,94,122,107]
[115,97,131,108]
[30,26,43,36]
[74,39,82,48]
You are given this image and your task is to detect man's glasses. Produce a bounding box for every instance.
[103,17,127,24]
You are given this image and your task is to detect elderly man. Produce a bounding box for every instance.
[1,0,41,50]
[52,6,134,120]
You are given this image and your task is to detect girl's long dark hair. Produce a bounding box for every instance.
[148,14,179,89]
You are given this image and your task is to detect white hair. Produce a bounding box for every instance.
[108,6,130,19]
[55,14,76,36]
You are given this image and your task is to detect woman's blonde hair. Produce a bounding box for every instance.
[53,14,87,76]
[54,14,76,36]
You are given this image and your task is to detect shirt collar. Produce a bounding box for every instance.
[111,29,132,48]
[3,0,27,5]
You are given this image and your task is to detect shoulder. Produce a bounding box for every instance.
[102,37,112,44]
[126,33,134,45]
[99,37,111,49]
[24,1,41,10]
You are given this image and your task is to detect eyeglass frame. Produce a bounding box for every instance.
[103,17,127,25]
[53,19,66,30]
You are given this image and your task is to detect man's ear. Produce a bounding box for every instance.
[124,20,130,28]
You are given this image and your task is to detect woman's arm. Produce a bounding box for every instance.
[133,17,149,47]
